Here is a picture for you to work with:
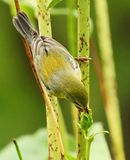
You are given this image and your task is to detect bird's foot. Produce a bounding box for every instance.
[75,56,92,63]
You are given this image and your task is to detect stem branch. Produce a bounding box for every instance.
[76,0,92,159]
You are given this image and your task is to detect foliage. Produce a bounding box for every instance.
[0,123,111,160]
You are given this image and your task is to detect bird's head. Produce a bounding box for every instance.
[64,77,88,112]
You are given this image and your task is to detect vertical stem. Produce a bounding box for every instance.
[77,0,90,94]
[36,0,65,159]
[86,138,93,160]
[78,0,90,57]
[77,0,90,159]
[66,0,76,56]
[94,0,125,160]
[36,0,52,36]
[66,0,78,135]
[86,143,90,160]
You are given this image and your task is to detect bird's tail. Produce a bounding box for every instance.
[13,11,37,43]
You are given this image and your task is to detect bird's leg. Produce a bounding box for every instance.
[75,56,92,63]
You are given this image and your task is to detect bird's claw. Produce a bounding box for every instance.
[75,56,92,63]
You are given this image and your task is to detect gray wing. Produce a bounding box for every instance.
[42,36,80,72]
[31,35,81,80]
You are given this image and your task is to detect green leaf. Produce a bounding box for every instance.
[0,123,111,160]
[0,128,48,160]
[80,112,93,135]
[0,128,75,160]
[47,0,63,9]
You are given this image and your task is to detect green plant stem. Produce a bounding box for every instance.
[66,0,78,136]
[66,0,76,56]
[36,0,65,159]
[94,0,125,160]
[86,141,90,160]
[86,137,93,160]
[13,139,23,160]
[36,0,52,36]
[76,0,91,159]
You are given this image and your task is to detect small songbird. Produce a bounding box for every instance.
[13,11,88,111]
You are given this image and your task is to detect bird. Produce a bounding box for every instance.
[12,11,88,112]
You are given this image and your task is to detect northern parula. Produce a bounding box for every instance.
[13,11,88,111]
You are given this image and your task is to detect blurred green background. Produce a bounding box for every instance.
[0,0,130,159]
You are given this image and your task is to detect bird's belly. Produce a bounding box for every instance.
[38,52,81,97]
[41,69,75,98]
